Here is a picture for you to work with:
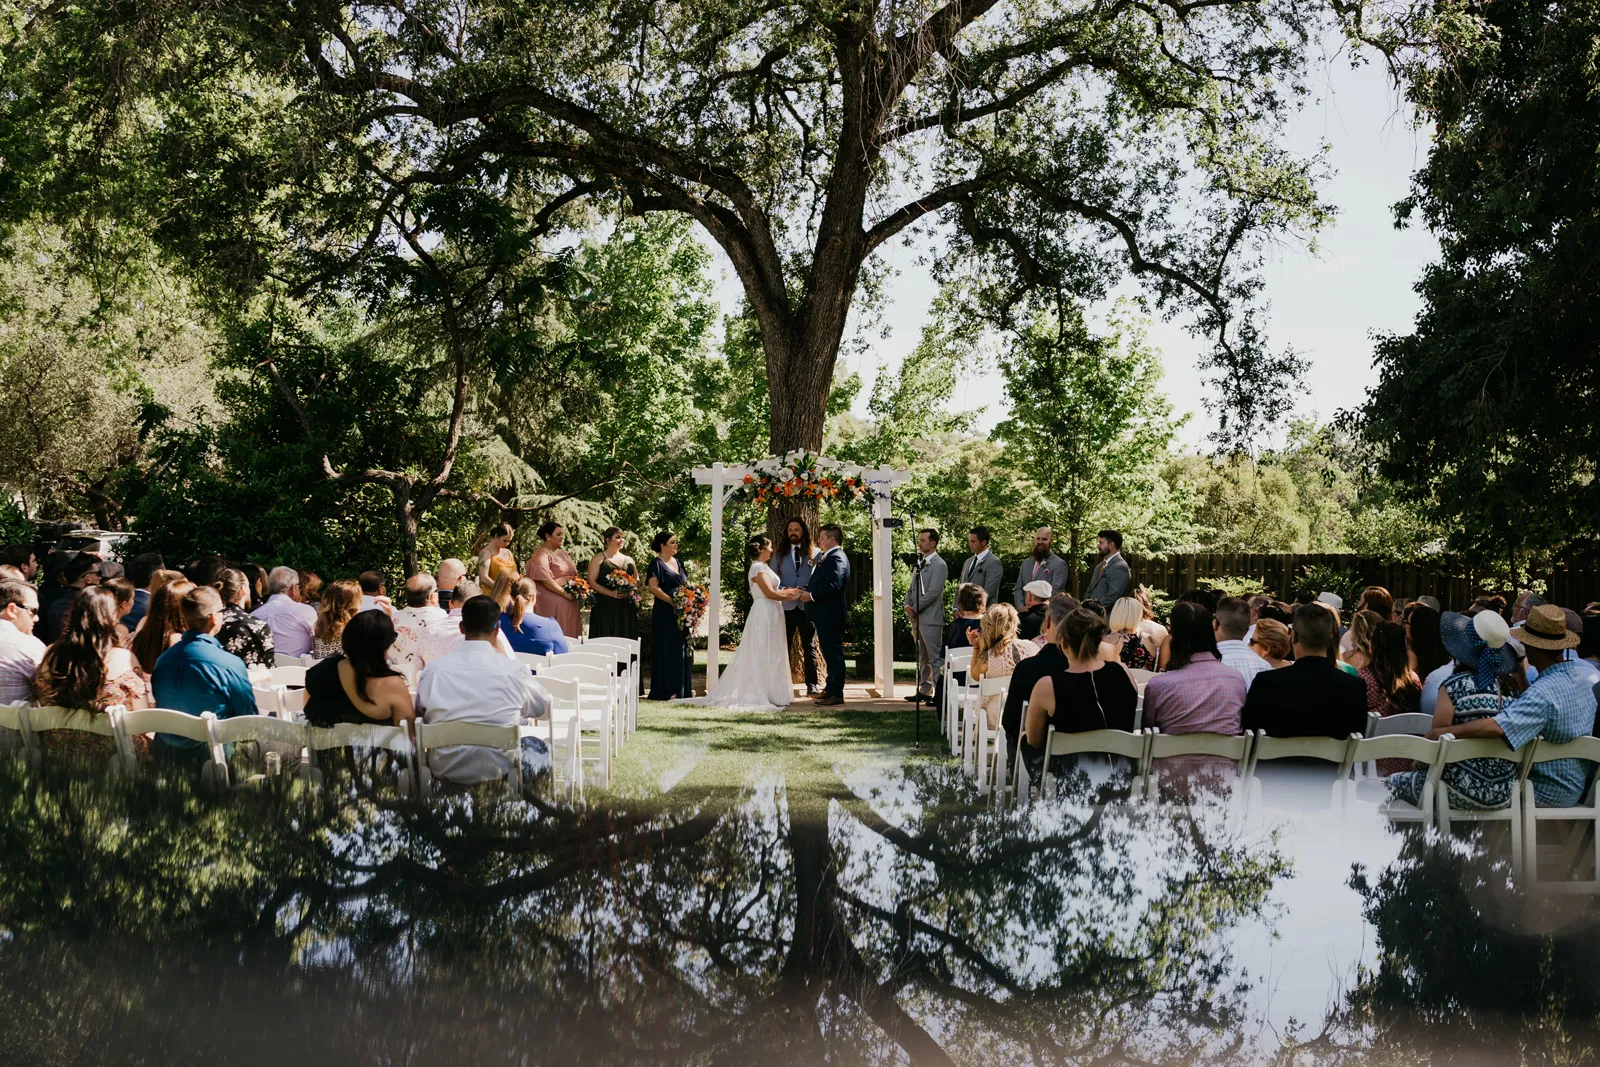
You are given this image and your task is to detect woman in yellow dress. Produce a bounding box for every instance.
[476,523,518,587]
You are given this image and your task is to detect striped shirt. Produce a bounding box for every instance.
[1145,652,1247,735]
[0,619,44,706]
[1217,639,1272,689]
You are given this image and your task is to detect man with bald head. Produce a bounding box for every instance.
[436,558,467,610]
[1013,527,1069,607]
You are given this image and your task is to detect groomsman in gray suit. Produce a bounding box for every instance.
[777,518,820,695]
[958,526,1003,608]
[1012,526,1069,607]
[1083,529,1132,606]
[902,528,947,701]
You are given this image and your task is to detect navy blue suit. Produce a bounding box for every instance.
[805,547,850,697]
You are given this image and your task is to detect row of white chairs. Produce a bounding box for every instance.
[1012,722,1600,887]
[0,703,537,798]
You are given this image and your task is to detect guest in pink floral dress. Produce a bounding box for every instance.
[33,586,152,761]
[525,521,582,638]
[970,604,1038,729]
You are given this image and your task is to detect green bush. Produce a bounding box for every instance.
[0,498,33,548]
[1294,563,1364,610]
[1201,575,1269,599]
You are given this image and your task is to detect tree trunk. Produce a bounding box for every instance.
[396,482,421,578]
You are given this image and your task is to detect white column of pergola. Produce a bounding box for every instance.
[691,460,912,699]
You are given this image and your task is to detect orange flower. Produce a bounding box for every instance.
[743,474,754,484]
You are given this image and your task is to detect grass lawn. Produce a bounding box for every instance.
[603,699,949,820]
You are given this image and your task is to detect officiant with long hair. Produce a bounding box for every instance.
[777,517,820,696]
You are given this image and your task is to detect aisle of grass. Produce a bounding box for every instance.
[604,700,945,817]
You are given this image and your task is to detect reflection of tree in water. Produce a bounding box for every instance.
[1275,833,1600,1065]
[0,756,1286,1065]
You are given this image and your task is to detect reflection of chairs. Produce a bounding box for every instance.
[414,719,523,797]
[1015,726,1149,807]
[1522,736,1600,891]
[0,702,25,759]
[304,722,416,793]
[1434,735,1536,875]
[941,648,973,756]
[207,714,309,788]
[1243,732,1359,811]
[1142,730,1252,801]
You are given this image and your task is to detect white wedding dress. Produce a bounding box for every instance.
[681,561,794,711]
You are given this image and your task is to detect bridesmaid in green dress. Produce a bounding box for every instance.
[587,527,639,640]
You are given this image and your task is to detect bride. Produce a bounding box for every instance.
[680,534,803,711]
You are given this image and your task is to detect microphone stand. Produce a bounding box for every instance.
[908,518,925,747]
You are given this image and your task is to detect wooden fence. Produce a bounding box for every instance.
[1122,552,1600,610]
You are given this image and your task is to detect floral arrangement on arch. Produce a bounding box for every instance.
[730,451,878,508]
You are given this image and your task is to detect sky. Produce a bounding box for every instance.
[707,37,1442,453]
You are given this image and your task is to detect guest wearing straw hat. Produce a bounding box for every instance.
[1419,605,1597,807]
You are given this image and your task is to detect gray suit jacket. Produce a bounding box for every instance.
[902,552,947,624]
[1012,553,1070,606]
[958,552,1003,608]
[1083,552,1132,606]
[777,544,817,613]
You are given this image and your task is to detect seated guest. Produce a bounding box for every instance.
[1213,596,1270,687]
[311,579,363,659]
[418,579,517,669]
[1241,602,1367,739]
[298,569,324,604]
[1145,602,1247,736]
[41,554,101,644]
[252,566,318,657]
[391,572,448,680]
[1341,587,1396,655]
[130,578,195,675]
[1002,594,1078,751]
[1108,596,1158,671]
[435,558,467,611]
[1360,620,1421,774]
[102,576,136,648]
[238,563,270,611]
[416,595,552,786]
[1017,581,1051,641]
[213,568,275,670]
[0,579,45,705]
[304,610,415,727]
[122,551,164,629]
[358,570,393,614]
[1243,594,1271,642]
[1248,619,1292,669]
[1390,610,1520,810]
[32,586,151,760]
[1257,601,1295,627]
[1023,608,1138,756]
[1342,610,1382,673]
[149,586,257,756]
[970,603,1037,730]
[1407,605,1454,716]
[934,582,988,714]
[1412,605,1597,808]
[0,544,38,581]
[501,578,570,656]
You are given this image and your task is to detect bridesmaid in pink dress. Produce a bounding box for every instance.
[525,520,582,638]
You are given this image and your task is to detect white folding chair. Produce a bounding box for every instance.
[1243,731,1360,811]
[1434,735,1535,874]
[574,641,639,738]
[538,667,612,791]
[1356,712,1436,779]
[513,651,548,671]
[207,714,309,788]
[1353,733,1448,826]
[414,719,524,797]
[1521,736,1600,891]
[252,684,307,720]
[1127,668,1156,687]
[115,708,222,788]
[303,722,417,793]
[266,665,307,688]
[14,705,122,770]
[1024,727,1151,807]
[1143,730,1253,803]
[0,702,27,760]
[942,648,974,755]
[964,676,1009,794]
[274,652,306,668]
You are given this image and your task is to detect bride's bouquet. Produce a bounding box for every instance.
[599,568,640,605]
[673,583,711,636]
[562,576,595,607]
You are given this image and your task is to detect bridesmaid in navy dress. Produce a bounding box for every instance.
[647,530,694,699]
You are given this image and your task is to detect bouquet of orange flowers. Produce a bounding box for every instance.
[673,583,711,636]
[731,450,877,509]
[562,576,595,607]
[599,568,640,605]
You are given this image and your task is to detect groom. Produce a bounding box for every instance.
[799,523,850,706]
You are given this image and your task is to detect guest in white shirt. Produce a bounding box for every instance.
[1214,596,1271,688]
[416,595,551,785]
[390,572,448,681]
[0,579,45,705]
[251,566,318,657]
[358,571,394,615]
[417,580,516,670]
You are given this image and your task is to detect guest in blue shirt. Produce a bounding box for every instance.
[500,578,570,656]
[150,585,257,755]
[1427,605,1597,807]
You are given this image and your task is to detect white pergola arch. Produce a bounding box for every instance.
[691,460,913,699]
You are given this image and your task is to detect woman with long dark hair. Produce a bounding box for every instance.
[34,586,151,759]
[131,577,195,675]
[586,526,638,640]
[303,609,414,727]
[1361,620,1422,776]
[1406,605,1453,715]
[646,530,693,700]
[1143,601,1246,736]
[1023,607,1138,745]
